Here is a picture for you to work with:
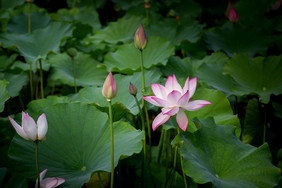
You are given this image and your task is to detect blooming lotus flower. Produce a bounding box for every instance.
[35,169,65,188]
[8,112,48,141]
[143,75,211,131]
[102,72,117,100]
[134,24,147,51]
[227,7,240,23]
[129,82,137,96]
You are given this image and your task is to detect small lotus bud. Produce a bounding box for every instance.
[66,48,77,58]
[102,72,117,100]
[26,0,33,2]
[227,7,240,23]
[129,82,137,96]
[134,24,147,51]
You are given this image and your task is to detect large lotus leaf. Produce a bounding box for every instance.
[223,54,282,103]
[111,0,142,10]
[77,70,161,115]
[7,12,51,34]
[170,0,202,19]
[0,22,72,63]
[241,98,263,146]
[57,7,101,31]
[175,118,280,188]
[0,54,18,71]
[87,16,144,44]
[0,80,10,112]
[1,0,24,9]
[186,88,240,136]
[204,25,272,57]
[2,71,28,97]
[49,52,108,87]
[8,103,144,187]
[11,59,50,72]
[147,20,201,45]
[104,36,175,74]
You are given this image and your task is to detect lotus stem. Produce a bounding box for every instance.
[71,57,78,93]
[108,99,114,188]
[177,127,188,188]
[170,145,178,188]
[39,60,44,99]
[29,64,33,100]
[35,140,40,188]
[140,50,151,160]
[28,2,31,34]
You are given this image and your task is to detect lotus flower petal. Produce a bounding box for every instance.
[176,109,188,131]
[151,83,168,99]
[143,96,162,106]
[37,113,48,140]
[8,116,29,140]
[183,100,211,111]
[150,97,171,107]
[182,77,190,93]
[188,77,197,98]
[36,169,65,188]
[167,90,182,105]
[22,112,37,141]
[165,75,182,92]
[152,113,171,131]
[162,106,179,116]
[177,90,190,106]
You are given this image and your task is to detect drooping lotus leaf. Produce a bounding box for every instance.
[174,118,280,188]
[88,16,144,44]
[241,98,263,146]
[0,22,72,63]
[0,54,18,71]
[8,103,144,187]
[49,52,108,87]
[186,88,240,136]
[77,70,161,115]
[204,25,272,57]
[104,36,175,74]
[223,54,282,103]
[7,12,51,34]
[2,71,28,97]
[0,80,10,112]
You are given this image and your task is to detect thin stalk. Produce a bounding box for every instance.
[72,0,76,9]
[28,2,31,34]
[263,104,267,143]
[134,95,146,187]
[29,64,33,100]
[177,127,188,188]
[39,60,44,99]
[170,145,178,188]
[35,61,38,99]
[51,80,56,95]
[108,100,114,188]
[140,50,151,160]
[71,57,78,93]
[35,140,40,188]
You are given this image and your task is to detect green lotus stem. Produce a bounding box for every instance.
[134,95,146,186]
[29,64,34,100]
[146,9,149,26]
[157,128,165,163]
[170,145,178,188]
[263,104,267,143]
[72,0,76,9]
[35,140,40,188]
[28,2,31,34]
[177,128,188,188]
[140,50,151,160]
[71,57,78,93]
[108,99,114,188]
[39,60,44,99]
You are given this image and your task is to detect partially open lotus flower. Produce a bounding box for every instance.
[35,169,65,188]
[8,112,48,141]
[143,75,211,131]
[102,72,117,100]
[134,24,147,51]
[227,7,240,23]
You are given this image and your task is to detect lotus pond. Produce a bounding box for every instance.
[0,0,282,187]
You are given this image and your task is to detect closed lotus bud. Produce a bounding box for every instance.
[26,0,33,2]
[227,7,240,23]
[102,72,117,100]
[66,48,77,58]
[129,82,137,96]
[134,24,147,51]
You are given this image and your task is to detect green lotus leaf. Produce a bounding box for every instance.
[111,0,142,10]
[204,25,272,57]
[77,70,161,115]
[0,22,73,63]
[8,103,144,187]
[2,71,28,97]
[7,12,51,34]
[104,36,175,74]
[176,118,280,187]
[241,98,263,146]
[186,88,240,136]
[49,52,108,87]
[0,80,10,112]
[87,16,144,44]
[1,0,24,10]
[0,54,18,71]
[223,54,282,103]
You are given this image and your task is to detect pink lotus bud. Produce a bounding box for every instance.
[102,72,117,100]
[227,7,240,23]
[134,24,147,51]
[129,82,137,96]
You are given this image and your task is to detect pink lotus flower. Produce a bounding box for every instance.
[143,75,211,131]
[227,7,240,23]
[8,112,48,141]
[134,24,147,51]
[35,169,65,188]
[102,72,117,100]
